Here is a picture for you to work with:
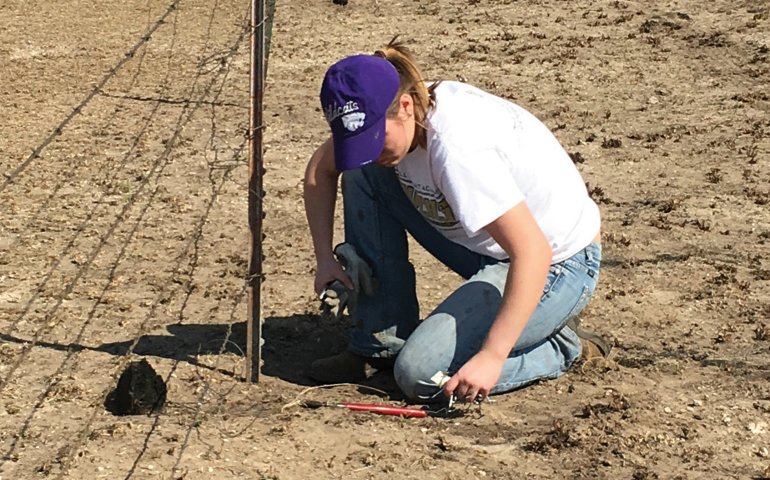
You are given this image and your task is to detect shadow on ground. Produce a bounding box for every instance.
[0,313,404,398]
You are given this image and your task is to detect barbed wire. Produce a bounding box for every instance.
[0,87,199,394]
[96,91,248,109]
[125,0,155,86]
[0,0,185,195]
[53,20,252,479]
[164,9,266,470]
[0,0,256,475]
[169,274,250,477]
[122,144,239,479]
[0,3,190,469]
[0,0,180,273]
[0,0,240,423]
[0,3,193,395]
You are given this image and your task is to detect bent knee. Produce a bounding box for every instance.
[394,345,446,402]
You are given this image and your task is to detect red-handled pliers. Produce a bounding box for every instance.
[302,399,428,418]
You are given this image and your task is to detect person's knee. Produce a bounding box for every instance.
[341,168,364,195]
[341,167,383,204]
[394,345,444,402]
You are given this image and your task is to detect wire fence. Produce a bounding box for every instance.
[0,0,268,476]
[0,0,184,195]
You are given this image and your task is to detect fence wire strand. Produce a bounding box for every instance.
[0,5,188,468]
[169,276,250,477]
[0,0,184,195]
[0,0,258,476]
[0,0,179,276]
[53,23,252,480]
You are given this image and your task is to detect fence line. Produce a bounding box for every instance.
[125,152,245,479]
[0,0,185,195]
[52,23,252,479]
[0,0,248,395]
[0,1,256,475]
[56,147,244,477]
[0,3,181,269]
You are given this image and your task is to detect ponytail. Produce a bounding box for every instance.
[374,37,437,150]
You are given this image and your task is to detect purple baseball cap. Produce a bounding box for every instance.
[320,55,400,171]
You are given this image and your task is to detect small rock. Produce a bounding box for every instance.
[664,407,672,413]
[758,447,769,458]
[648,96,659,105]
[751,422,769,434]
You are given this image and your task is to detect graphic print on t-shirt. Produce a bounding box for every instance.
[395,172,460,230]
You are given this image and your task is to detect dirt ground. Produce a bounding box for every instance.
[1,0,769,478]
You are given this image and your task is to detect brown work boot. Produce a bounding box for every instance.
[579,337,606,362]
[567,317,612,360]
[310,351,395,383]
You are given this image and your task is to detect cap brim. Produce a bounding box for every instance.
[333,114,386,171]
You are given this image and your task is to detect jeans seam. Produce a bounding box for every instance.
[372,193,395,356]
[370,169,412,358]
[349,169,389,356]
[541,266,564,300]
[493,347,582,393]
[493,372,560,393]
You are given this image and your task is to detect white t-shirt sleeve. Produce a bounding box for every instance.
[436,148,525,236]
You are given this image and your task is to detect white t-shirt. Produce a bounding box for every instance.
[394,81,600,264]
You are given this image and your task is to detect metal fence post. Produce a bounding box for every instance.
[246,0,266,384]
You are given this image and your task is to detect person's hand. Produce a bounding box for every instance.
[444,350,506,403]
[314,255,354,296]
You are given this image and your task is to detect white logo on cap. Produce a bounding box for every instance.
[341,112,366,132]
[325,101,359,123]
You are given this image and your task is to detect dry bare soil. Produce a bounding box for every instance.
[1,0,769,478]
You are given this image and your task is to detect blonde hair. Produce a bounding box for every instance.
[374,37,438,150]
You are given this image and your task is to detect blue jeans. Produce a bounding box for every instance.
[341,164,601,401]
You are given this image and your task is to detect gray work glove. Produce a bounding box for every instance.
[320,243,378,318]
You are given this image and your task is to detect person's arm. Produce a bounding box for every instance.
[443,200,552,402]
[303,137,354,294]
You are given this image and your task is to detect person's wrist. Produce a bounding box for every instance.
[480,343,511,363]
[316,251,337,265]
